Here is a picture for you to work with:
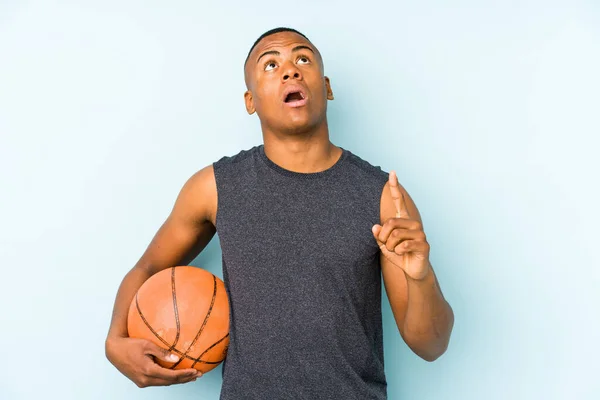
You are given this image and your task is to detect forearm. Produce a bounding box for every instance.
[403,263,454,361]
[106,266,153,342]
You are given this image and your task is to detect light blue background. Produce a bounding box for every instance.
[1,1,598,399]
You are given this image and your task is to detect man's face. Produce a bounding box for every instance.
[244,32,334,134]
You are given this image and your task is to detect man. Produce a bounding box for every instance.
[105,27,454,399]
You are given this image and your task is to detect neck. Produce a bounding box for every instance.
[261,119,342,174]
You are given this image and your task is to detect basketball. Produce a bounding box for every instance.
[127,266,230,373]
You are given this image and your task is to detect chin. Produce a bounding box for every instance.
[260,109,325,135]
[283,119,319,134]
[284,111,325,133]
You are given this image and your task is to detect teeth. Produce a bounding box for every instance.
[284,91,304,102]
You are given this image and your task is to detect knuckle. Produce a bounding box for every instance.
[146,341,161,352]
[141,365,152,376]
[142,341,153,352]
[136,378,148,388]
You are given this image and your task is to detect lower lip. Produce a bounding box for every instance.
[285,98,307,108]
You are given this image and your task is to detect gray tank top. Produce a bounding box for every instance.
[213,144,389,399]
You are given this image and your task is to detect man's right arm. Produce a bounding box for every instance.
[105,164,218,388]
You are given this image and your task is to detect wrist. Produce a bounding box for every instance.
[105,332,127,348]
[406,262,433,283]
[105,333,127,362]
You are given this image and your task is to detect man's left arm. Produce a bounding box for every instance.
[372,171,454,362]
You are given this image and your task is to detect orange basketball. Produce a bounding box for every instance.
[127,266,230,373]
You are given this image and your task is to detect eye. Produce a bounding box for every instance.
[297,56,310,65]
[264,61,277,71]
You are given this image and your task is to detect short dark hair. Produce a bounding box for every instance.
[244,27,310,66]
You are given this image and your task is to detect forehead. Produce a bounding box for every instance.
[249,31,315,62]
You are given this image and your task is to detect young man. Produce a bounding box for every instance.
[105,27,454,399]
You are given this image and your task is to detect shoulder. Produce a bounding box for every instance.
[175,164,218,225]
[186,164,216,191]
[344,149,390,182]
[190,145,259,224]
[345,149,423,226]
[213,145,259,170]
[177,143,257,225]
[342,149,390,208]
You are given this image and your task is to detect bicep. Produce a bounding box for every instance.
[135,165,217,275]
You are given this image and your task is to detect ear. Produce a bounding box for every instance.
[244,90,255,114]
[325,77,334,100]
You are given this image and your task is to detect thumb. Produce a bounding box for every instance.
[372,224,383,245]
[144,341,179,363]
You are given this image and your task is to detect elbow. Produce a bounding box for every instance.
[405,322,454,362]
[416,343,449,362]
[405,334,450,362]
[404,305,455,362]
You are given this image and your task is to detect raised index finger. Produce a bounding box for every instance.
[389,170,410,219]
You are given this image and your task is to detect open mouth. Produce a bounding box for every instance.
[285,91,305,103]
[283,89,307,107]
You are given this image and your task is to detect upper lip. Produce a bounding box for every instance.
[281,85,307,103]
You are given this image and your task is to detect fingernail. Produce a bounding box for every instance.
[167,354,179,362]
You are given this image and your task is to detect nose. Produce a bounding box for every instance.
[281,61,302,82]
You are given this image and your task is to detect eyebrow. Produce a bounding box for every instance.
[256,45,315,64]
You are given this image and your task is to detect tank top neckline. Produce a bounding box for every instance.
[257,144,349,179]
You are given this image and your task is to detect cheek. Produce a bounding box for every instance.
[306,76,327,100]
[255,77,280,103]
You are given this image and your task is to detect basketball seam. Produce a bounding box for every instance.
[171,267,181,351]
[194,333,230,364]
[172,274,218,369]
